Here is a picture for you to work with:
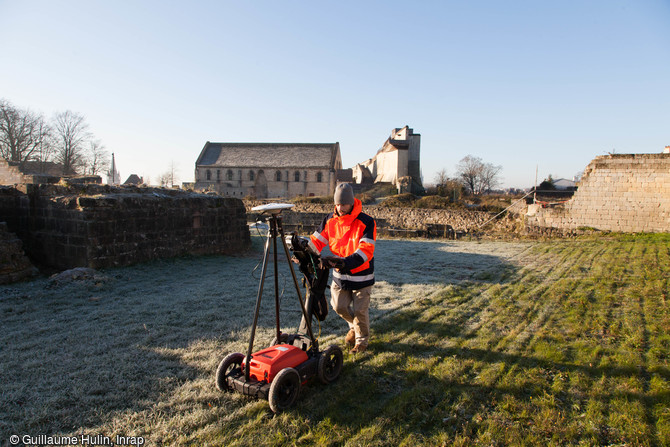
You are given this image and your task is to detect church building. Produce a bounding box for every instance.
[192,142,342,199]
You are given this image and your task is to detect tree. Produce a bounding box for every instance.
[84,139,109,176]
[434,168,449,187]
[0,99,52,168]
[537,174,555,191]
[480,160,503,193]
[159,161,179,187]
[53,110,90,175]
[455,155,502,195]
[432,168,463,201]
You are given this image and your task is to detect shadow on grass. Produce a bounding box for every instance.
[374,239,524,286]
[291,317,668,446]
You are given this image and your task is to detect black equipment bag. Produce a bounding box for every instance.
[306,266,329,321]
[287,234,330,331]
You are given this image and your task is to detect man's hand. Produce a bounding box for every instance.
[319,256,345,269]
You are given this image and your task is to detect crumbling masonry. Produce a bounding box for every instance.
[0,184,250,271]
[527,154,670,233]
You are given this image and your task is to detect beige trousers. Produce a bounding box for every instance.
[330,282,372,346]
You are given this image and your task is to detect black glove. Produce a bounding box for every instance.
[319,256,345,269]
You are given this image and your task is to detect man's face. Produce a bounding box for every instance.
[336,203,353,215]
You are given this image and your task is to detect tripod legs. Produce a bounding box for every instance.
[244,214,318,381]
[245,221,273,381]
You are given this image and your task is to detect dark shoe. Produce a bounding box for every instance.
[345,329,356,347]
[349,344,367,354]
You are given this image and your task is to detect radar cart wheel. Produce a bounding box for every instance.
[216,352,244,391]
[268,367,301,413]
[318,345,343,384]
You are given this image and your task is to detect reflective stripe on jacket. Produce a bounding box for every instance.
[310,198,376,290]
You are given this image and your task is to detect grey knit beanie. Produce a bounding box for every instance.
[334,183,355,205]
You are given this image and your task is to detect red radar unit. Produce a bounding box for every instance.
[215,204,343,413]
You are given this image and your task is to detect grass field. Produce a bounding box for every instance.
[1,234,669,446]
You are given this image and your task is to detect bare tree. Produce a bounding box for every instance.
[480,161,503,193]
[84,140,109,176]
[53,110,90,175]
[0,99,52,168]
[431,168,463,201]
[160,161,179,187]
[158,172,171,187]
[31,118,56,171]
[434,168,449,187]
[455,155,502,195]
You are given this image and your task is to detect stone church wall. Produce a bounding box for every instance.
[526,154,670,232]
[0,184,250,271]
[191,167,336,199]
[372,149,403,184]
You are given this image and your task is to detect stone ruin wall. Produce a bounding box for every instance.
[526,154,670,233]
[0,184,250,272]
[246,202,521,237]
[0,158,26,184]
[0,222,37,284]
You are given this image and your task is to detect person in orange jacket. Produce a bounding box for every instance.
[309,183,376,353]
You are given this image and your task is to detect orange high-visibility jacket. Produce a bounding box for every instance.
[310,198,376,290]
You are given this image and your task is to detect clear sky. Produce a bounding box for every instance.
[1,0,668,188]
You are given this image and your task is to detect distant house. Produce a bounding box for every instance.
[553,178,577,190]
[123,174,144,185]
[192,142,342,199]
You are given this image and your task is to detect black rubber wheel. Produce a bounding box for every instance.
[215,352,244,391]
[317,345,343,384]
[268,367,301,413]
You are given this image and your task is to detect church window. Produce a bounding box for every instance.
[249,170,255,181]
[276,170,282,181]
[216,170,220,180]
[317,172,323,182]
[227,170,233,180]
[294,171,300,182]
[206,170,211,181]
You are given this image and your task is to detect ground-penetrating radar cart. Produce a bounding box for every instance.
[215,203,343,413]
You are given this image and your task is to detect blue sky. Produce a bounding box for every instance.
[1,0,668,188]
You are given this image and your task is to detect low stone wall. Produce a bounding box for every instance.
[527,154,670,233]
[0,222,37,284]
[0,184,250,270]
[246,202,521,237]
[0,158,26,184]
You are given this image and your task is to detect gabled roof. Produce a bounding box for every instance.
[124,174,143,185]
[196,142,340,169]
[553,178,577,190]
